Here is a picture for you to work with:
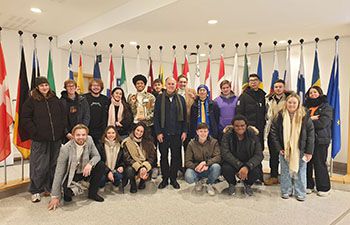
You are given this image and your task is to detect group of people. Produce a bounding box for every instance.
[19,71,333,210]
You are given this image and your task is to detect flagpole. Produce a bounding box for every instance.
[0,27,7,184]
[18,30,24,182]
[195,44,200,89]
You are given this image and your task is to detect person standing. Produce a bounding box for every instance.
[84,79,109,145]
[305,86,332,196]
[21,77,66,203]
[154,77,187,189]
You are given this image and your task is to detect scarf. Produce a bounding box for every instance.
[305,96,326,108]
[282,111,302,178]
[160,91,184,128]
[104,138,121,171]
[197,98,210,128]
[108,97,124,126]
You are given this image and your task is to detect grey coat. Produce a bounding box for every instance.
[51,136,100,198]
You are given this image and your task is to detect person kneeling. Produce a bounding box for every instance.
[122,122,157,193]
[185,123,221,196]
[48,124,104,210]
[221,115,264,196]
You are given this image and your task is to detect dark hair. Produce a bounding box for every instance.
[111,87,127,103]
[231,114,248,125]
[249,74,260,81]
[101,125,121,144]
[196,123,209,130]
[64,79,77,89]
[32,87,56,101]
[177,75,188,81]
[274,79,285,85]
[306,86,324,97]
[153,78,162,85]
[89,79,104,92]
[132,121,155,155]
[220,80,231,89]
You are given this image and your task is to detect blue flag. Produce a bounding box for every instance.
[93,55,101,79]
[297,45,305,102]
[30,49,40,90]
[68,50,73,80]
[326,56,336,103]
[270,48,279,94]
[311,48,321,87]
[257,52,263,89]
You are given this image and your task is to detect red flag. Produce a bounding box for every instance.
[173,56,178,81]
[147,57,154,93]
[13,46,31,159]
[107,54,115,97]
[183,55,189,77]
[205,57,212,100]
[0,43,13,161]
[218,55,225,82]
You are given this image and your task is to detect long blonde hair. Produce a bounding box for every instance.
[281,92,306,124]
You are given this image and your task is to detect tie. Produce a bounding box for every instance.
[201,101,206,123]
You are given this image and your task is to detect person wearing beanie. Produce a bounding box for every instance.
[21,76,67,203]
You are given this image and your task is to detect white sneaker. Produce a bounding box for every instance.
[195,181,204,192]
[207,184,216,196]
[306,188,313,194]
[317,190,330,197]
[31,193,41,203]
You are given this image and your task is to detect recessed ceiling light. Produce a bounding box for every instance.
[278,40,287,44]
[200,53,206,57]
[30,7,42,13]
[208,20,218,25]
[247,32,257,35]
[129,41,137,46]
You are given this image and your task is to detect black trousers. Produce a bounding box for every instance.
[268,135,279,178]
[222,162,260,186]
[63,161,105,198]
[159,134,182,181]
[124,166,151,188]
[307,144,331,192]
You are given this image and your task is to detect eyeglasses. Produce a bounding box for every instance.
[249,79,259,82]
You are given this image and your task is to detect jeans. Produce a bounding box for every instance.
[280,154,307,198]
[185,163,221,185]
[99,171,123,188]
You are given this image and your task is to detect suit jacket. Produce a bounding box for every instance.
[51,136,101,198]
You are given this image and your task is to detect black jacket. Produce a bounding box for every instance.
[270,112,315,155]
[305,96,333,145]
[84,93,109,133]
[96,142,125,175]
[21,94,66,142]
[236,87,266,131]
[189,98,219,139]
[221,127,263,170]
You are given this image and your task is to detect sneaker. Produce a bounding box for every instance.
[281,193,290,199]
[244,184,253,196]
[151,168,159,179]
[207,184,216,196]
[228,184,236,196]
[317,190,331,197]
[264,177,279,186]
[194,180,204,192]
[296,195,306,201]
[306,188,313,194]
[31,193,41,203]
[218,175,225,182]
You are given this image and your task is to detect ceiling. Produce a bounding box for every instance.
[1,0,350,61]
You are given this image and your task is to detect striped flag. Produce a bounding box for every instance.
[13,45,31,159]
[120,54,127,95]
[218,55,225,84]
[205,55,212,100]
[68,48,73,80]
[257,51,263,89]
[30,46,40,90]
[173,56,178,81]
[284,44,292,91]
[183,54,190,87]
[242,53,249,91]
[297,44,305,102]
[0,42,13,161]
[311,46,321,87]
[270,47,279,94]
[107,53,115,97]
[77,55,85,93]
[47,49,56,93]
[147,57,154,93]
[231,49,240,95]
[194,51,201,90]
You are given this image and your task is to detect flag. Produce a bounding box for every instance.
[218,55,225,84]
[68,49,73,80]
[173,56,178,81]
[0,42,13,161]
[107,54,115,97]
[147,57,154,93]
[194,52,201,90]
[183,54,190,87]
[257,52,263,89]
[120,55,127,94]
[93,55,101,79]
[136,51,141,74]
[326,57,336,103]
[284,44,292,91]
[231,50,241,95]
[242,53,249,91]
[311,47,321,87]
[13,46,31,159]
[77,55,85,93]
[30,47,40,90]
[205,56,212,100]
[270,48,279,94]
[47,50,56,93]
[159,62,164,87]
[297,44,305,103]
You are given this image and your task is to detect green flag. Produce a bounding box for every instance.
[242,53,249,91]
[120,55,127,94]
[47,50,56,92]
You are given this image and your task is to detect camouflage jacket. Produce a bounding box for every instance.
[127,91,156,127]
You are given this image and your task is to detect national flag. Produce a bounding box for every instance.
[136,50,141,74]
[270,48,279,94]
[147,57,154,93]
[205,56,212,100]
[231,50,240,95]
[13,46,31,159]
[194,52,201,90]
[30,47,40,90]
[93,55,101,79]
[297,44,305,103]
[218,55,225,84]
[326,57,335,103]
[159,62,164,87]
[120,54,127,95]
[47,49,56,93]
[311,47,321,87]
[257,51,263,89]
[284,44,292,91]
[107,54,115,97]
[0,42,13,161]
[242,53,249,91]
[77,55,85,93]
[68,49,73,80]
[173,56,178,81]
[183,54,190,87]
